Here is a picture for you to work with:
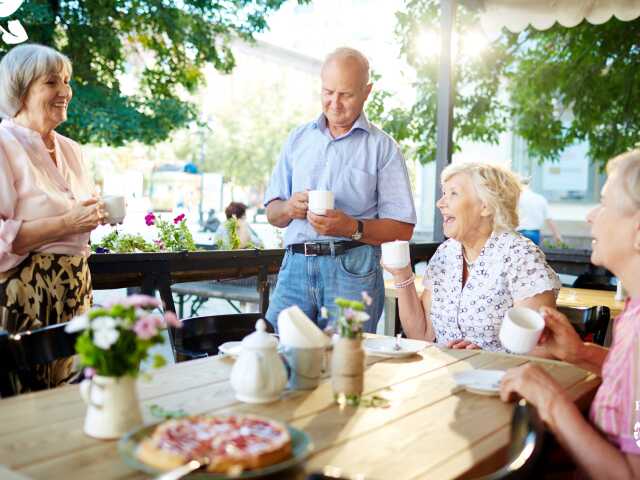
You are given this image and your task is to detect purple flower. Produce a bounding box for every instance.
[173,213,186,224]
[145,212,156,226]
[361,291,373,306]
[154,239,165,250]
[344,308,355,320]
[134,315,159,340]
[84,367,96,379]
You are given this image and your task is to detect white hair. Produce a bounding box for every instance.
[0,44,72,119]
[607,150,640,214]
[322,47,370,85]
[441,162,522,232]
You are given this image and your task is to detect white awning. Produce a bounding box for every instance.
[477,0,640,38]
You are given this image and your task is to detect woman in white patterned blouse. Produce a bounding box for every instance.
[383,162,560,352]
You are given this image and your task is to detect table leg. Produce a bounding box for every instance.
[383,296,397,336]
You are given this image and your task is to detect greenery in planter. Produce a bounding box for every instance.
[91,230,158,254]
[215,216,258,250]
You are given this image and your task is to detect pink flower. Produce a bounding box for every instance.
[134,315,159,340]
[361,291,373,306]
[119,294,162,309]
[145,212,156,226]
[173,213,185,224]
[344,308,355,320]
[154,239,165,250]
[163,311,181,328]
[84,367,96,379]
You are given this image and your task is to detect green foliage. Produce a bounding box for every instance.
[368,1,640,168]
[148,404,188,420]
[2,0,309,146]
[91,230,158,253]
[215,216,257,250]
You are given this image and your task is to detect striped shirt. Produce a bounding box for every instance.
[589,296,640,454]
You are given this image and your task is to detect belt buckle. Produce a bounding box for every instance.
[303,242,317,256]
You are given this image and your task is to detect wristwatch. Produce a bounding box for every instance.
[351,220,364,241]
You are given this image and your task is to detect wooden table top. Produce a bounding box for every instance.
[0,341,600,480]
[385,278,624,317]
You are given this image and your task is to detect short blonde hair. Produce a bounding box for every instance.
[0,44,72,118]
[441,162,522,232]
[606,150,640,213]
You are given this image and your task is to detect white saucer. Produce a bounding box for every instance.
[218,341,242,357]
[452,369,506,396]
[363,337,429,358]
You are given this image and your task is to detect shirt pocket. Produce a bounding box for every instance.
[336,166,376,216]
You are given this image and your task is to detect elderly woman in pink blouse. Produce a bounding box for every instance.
[0,44,106,391]
[384,162,560,351]
[500,151,640,478]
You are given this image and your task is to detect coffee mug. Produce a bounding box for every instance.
[381,240,411,269]
[280,345,324,390]
[499,307,545,354]
[102,195,126,225]
[308,190,334,216]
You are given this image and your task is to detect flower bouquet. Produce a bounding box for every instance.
[65,294,180,439]
[331,292,371,406]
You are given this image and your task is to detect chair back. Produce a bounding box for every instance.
[474,401,545,479]
[170,313,274,362]
[10,323,80,367]
[557,305,610,346]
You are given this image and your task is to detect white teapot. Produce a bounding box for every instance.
[230,319,287,404]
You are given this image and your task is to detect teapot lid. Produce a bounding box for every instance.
[241,319,277,349]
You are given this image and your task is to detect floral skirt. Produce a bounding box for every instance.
[0,253,92,393]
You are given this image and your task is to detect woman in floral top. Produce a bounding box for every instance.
[500,151,640,478]
[383,162,560,351]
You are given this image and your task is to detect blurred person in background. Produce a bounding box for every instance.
[0,44,106,393]
[517,176,563,246]
[215,202,263,249]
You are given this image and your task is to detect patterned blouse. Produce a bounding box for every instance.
[589,297,640,455]
[422,231,561,351]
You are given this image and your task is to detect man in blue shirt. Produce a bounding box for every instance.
[264,47,417,332]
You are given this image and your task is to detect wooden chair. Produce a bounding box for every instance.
[170,313,274,362]
[557,305,610,346]
[474,400,545,479]
[0,323,81,396]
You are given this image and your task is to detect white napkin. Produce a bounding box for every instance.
[278,305,328,348]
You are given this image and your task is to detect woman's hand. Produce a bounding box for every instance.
[380,262,413,283]
[63,198,107,234]
[533,306,584,363]
[447,339,481,349]
[500,363,568,425]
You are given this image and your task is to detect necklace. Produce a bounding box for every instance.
[45,146,55,154]
[462,249,475,269]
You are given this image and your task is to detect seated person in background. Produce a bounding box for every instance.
[383,162,560,352]
[215,202,264,249]
[500,150,640,478]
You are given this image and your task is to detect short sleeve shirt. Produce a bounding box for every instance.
[263,113,416,247]
[589,297,640,455]
[422,231,561,351]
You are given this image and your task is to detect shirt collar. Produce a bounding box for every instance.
[313,112,371,138]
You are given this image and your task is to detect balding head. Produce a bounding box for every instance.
[321,47,370,88]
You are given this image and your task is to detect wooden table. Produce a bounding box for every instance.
[0,343,599,479]
[383,278,624,336]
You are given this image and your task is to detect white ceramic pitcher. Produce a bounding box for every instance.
[80,375,142,439]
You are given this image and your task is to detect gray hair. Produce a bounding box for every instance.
[441,162,522,233]
[0,44,72,118]
[607,150,640,213]
[322,47,370,85]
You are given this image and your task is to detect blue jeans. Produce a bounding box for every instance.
[518,229,541,245]
[266,244,384,333]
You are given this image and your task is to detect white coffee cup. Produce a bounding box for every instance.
[102,195,126,225]
[308,190,334,216]
[381,240,411,269]
[499,307,545,354]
